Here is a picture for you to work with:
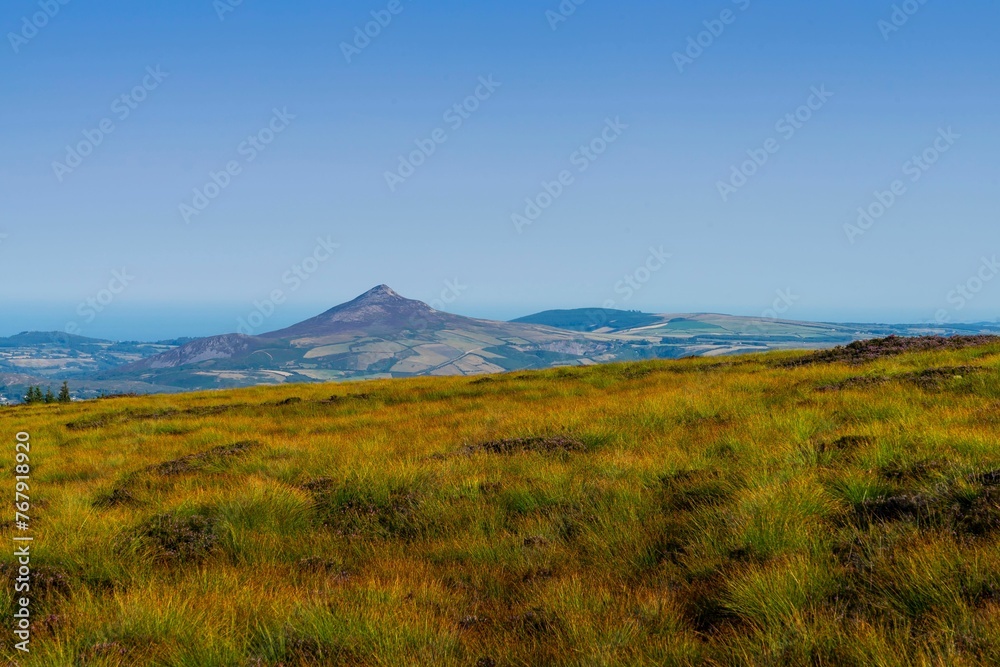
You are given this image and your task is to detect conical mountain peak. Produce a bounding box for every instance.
[260,285,445,339]
[355,284,401,301]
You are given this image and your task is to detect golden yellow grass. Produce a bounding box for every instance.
[2,344,1000,666]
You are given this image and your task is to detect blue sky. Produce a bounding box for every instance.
[1,0,998,339]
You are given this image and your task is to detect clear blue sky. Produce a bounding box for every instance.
[1,0,998,340]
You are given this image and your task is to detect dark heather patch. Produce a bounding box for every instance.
[823,435,873,452]
[36,613,64,635]
[66,408,178,431]
[903,366,980,389]
[785,335,999,367]
[878,459,944,482]
[299,477,336,493]
[296,557,339,573]
[816,375,887,392]
[272,397,303,406]
[320,392,376,405]
[66,403,250,430]
[93,441,260,509]
[850,478,1000,537]
[182,405,238,417]
[462,436,585,455]
[683,574,741,634]
[522,535,550,548]
[147,440,260,477]
[306,482,423,540]
[248,627,359,666]
[727,546,771,565]
[295,558,354,583]
[816,366,980,392]
[458,614,485,630]
[615,366,656,380]
[92,485,140,509]
[138,513,220,562]
[855,494,933,525]
[954,488,1000,537]
[659,470,731,511]
[970,470,1000,487]
[81,641,131,662]
[96,393,140,400]
[0,562,71,602]
[505,608,562,638]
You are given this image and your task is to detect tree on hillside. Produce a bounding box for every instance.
[23,386,43,404]
[58,382,71,403]
[43,388,55,404]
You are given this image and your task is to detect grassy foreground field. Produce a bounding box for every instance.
[3,339,1000,666]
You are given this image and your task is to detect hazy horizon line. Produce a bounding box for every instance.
[2,299,997,344]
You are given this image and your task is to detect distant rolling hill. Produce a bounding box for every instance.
[512,308,1000,357]
[0,332,184,403]
[512,308,663,332]
[516,308,864,338]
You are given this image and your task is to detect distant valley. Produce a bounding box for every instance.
[2,285,998,402]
